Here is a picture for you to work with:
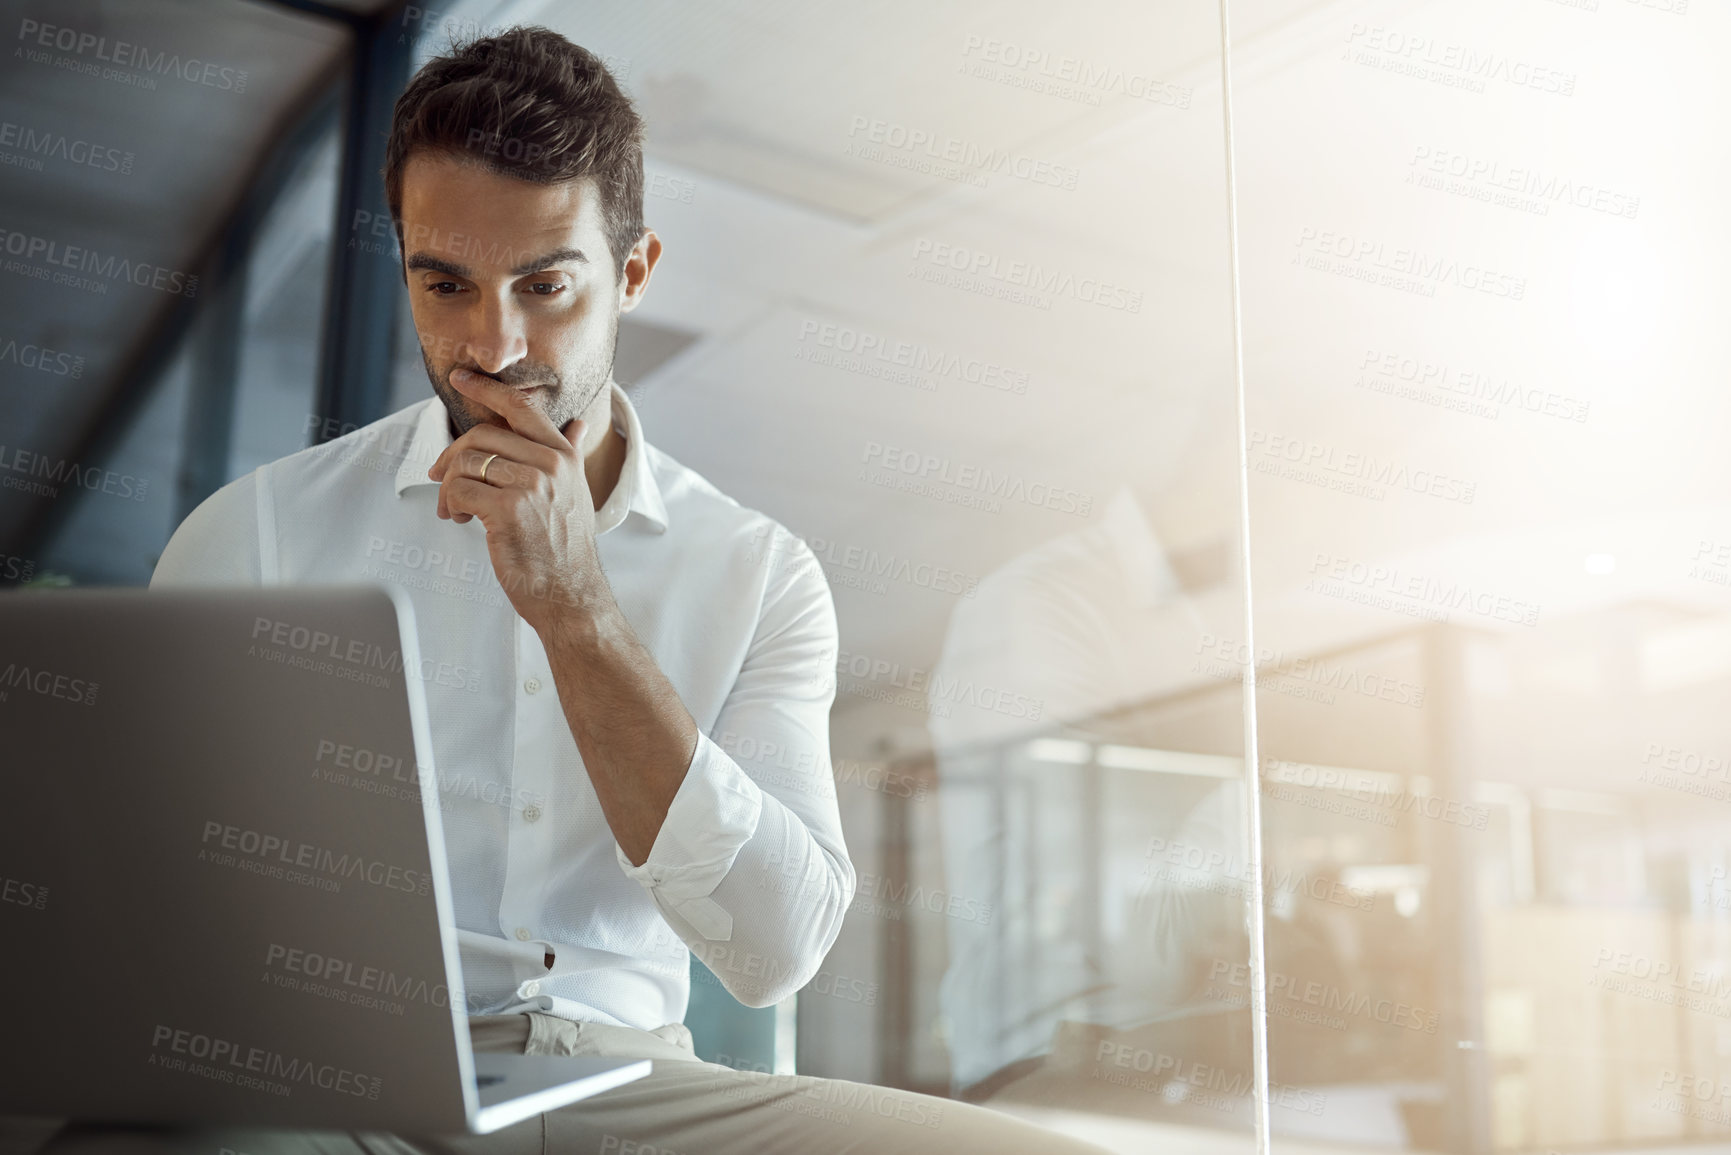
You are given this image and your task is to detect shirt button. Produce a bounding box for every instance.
[524,805,542,823]
[515,927,531,941]
[524,678,542,694]
[521,980,541,997]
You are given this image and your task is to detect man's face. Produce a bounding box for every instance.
[397,152,655,439]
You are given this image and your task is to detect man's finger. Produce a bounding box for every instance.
[447,367,569,451]
[439,476,505,526]
[428,422,510,482]
[428,424,554,484]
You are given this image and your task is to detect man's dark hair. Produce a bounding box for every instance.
[384,26,644,278]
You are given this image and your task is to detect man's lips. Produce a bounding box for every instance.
[456,378,551,398]
[450,367,552,391]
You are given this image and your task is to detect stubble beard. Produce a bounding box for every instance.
[425,313,620,439]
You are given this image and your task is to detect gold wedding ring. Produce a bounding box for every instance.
[480,453,500,483]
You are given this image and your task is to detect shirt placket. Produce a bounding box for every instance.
[498,614,562,1001]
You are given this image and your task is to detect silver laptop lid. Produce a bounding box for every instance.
[0,585,482,1132]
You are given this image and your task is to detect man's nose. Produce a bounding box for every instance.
[465,298,528,374]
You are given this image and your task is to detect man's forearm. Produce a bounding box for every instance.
[538,597,700,865]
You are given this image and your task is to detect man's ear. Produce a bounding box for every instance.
[618,229,662,314]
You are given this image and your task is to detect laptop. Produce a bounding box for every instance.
[0,585,649,1134]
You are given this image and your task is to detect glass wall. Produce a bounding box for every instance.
[1235,0,1731,1150]
[490,2,1259,1146]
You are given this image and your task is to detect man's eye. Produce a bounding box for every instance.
[528,282,564,296]
[426,281,461,295]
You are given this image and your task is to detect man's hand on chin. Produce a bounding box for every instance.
[424,366,611,637]
[427,368,698,865]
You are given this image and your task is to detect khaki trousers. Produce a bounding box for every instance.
[4,1014,1112,1155]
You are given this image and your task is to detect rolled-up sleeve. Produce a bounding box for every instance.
[614,527,854,1007]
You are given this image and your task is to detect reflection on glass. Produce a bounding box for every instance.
[925,486,1227,1078]
[614,4,1256,1148]
[1238,0,1728,1151]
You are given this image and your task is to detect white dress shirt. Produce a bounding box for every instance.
[150,383,854,1029]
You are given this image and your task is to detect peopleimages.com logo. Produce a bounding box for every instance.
[860,441,1092,517]
[200,819,432,896]
[957,35,1193,109]
[0,661,99,706]
[1293,226,1525,300]
[796,319,1030,396]
[909,238,1144,313]
[0,227,197,297]
[1343,23,1576,97]
[0,119,134,176]
[0,334,83,377]
[17,19,249,92]
[846,115,1080,190]
[264,942,485,1013]
[1,873,48,911]
[247,616,482,694]
[834,648,1044,721]
[1306,552,1540,627]
[148,1024,380,1099]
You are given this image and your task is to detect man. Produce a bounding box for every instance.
[30,25,1111,1155]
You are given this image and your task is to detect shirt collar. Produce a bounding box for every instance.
[392,382,669,535]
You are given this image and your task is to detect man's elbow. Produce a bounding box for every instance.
[730,974,803,1010]
[703,947,817,1009]
[719,876,853,1007]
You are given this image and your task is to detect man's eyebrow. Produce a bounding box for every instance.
[403,248,588,278]
[405,253,470,278]
[510,247,588,276]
